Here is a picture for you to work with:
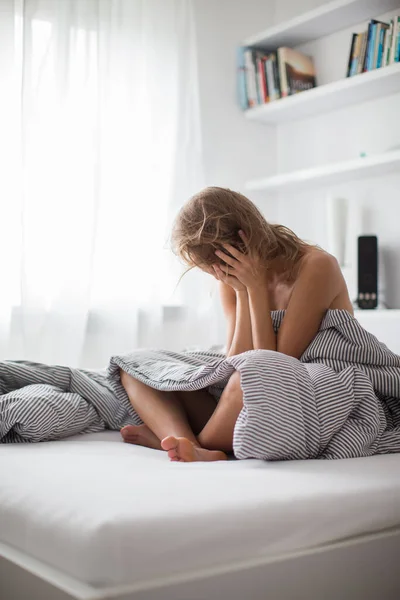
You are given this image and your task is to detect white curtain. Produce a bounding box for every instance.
[0,0,223,367]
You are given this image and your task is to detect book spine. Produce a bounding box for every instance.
[272,52,281,99]
[350,34,361,76]
[390,17,398,64]
[363,22,374,72]
[387,20,394,65]
[346,33,357,77]
[266,56,275,100]
[244,50,257,108]
[236,47,248,110]
[368,24,377,70]
[396,16,400,62]
[260,56,268,102]
[357,32,367,74]
[277,48,288,97]
[253,52,262,104]
[377,26,387,68]
[382,23,391,67]
[256,56,263,103]
[372,24,381,69]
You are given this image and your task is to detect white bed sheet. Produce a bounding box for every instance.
[1,432,400,593]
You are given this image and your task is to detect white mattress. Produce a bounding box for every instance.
[1,432,400,595]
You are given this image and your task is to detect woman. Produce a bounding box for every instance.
[120,187,353,462]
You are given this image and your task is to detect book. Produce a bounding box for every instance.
[262,56,269,102]
[363,21,375,71]
[377,23,390,68]
[390,17,398,64]
[244,49,258,108]
[271,53,281,100]
[346,33,357,77]
[256,55,264,103]
[265,56,276,101]
[254,53,262,104]
[357,31,368,74]
[396,16,400,62]
[368,23,378,70]
[236,47,248,110]
[350,33,362,76]
[277,47,316,97]
[258,56,268,102]
[383,20,393,67]
[370,20,390,69]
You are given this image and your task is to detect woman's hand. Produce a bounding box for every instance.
[214,231,267,291]
[212,263,246,292]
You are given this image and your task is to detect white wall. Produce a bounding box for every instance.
[274,0,400,308]
[194,0,400,309]
[193,0,280,220]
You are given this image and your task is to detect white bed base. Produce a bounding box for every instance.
[2,527,400,600]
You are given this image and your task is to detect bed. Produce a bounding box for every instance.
[1,431,400,600]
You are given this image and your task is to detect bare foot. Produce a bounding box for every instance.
[161,436,227,462]
[120,424,161,450]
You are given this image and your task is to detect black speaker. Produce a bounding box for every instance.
[357,235,378,309]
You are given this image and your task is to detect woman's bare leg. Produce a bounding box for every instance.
[121,423,162,449]
[197,371,243,453]
[120,370,199,444]
[177,389,218,434]
[120,370,225,461]
[121,375,217,447]
[163,371,243,461]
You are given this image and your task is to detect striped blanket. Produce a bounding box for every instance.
[1,310,400,460]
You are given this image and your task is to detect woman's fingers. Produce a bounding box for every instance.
[213,264,225,280]
[215,265,245,291]
[214,264,226,279]
[222,243,244,262]
[215,249,237,267]
[215,263,231,283]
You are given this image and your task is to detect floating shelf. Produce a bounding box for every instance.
[243,0,400,50]
[354,309,400,318]
[246,150,400,192]
[244,63,400,124]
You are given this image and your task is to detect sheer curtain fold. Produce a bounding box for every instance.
[0,0,219,368]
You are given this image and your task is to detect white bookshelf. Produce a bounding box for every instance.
[245,62,400,124]
[244,0,400,50]
[246,150,400,192]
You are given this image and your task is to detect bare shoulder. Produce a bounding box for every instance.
[298,248,341,279]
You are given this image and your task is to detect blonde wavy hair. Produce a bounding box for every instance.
[171,187,309,276]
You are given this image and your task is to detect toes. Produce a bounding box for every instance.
[161,436,178,452]
[121,425,135,433]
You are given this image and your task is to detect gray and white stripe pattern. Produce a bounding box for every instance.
[1,310,400,461]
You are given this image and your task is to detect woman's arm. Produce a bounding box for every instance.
[276,253,342,358]
[247,285,276,351]
[215,238,277,352]
[218,281,253,357]
[215,238,342,359]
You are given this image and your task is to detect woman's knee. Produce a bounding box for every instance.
[224,371,242,400]
[120,369,142,394]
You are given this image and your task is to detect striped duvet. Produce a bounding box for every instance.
[1,310,400,460]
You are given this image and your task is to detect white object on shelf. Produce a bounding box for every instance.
[245,150,400,191]
[326,196,348,267]
[244,63,400,124]
[243,0,400,50]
